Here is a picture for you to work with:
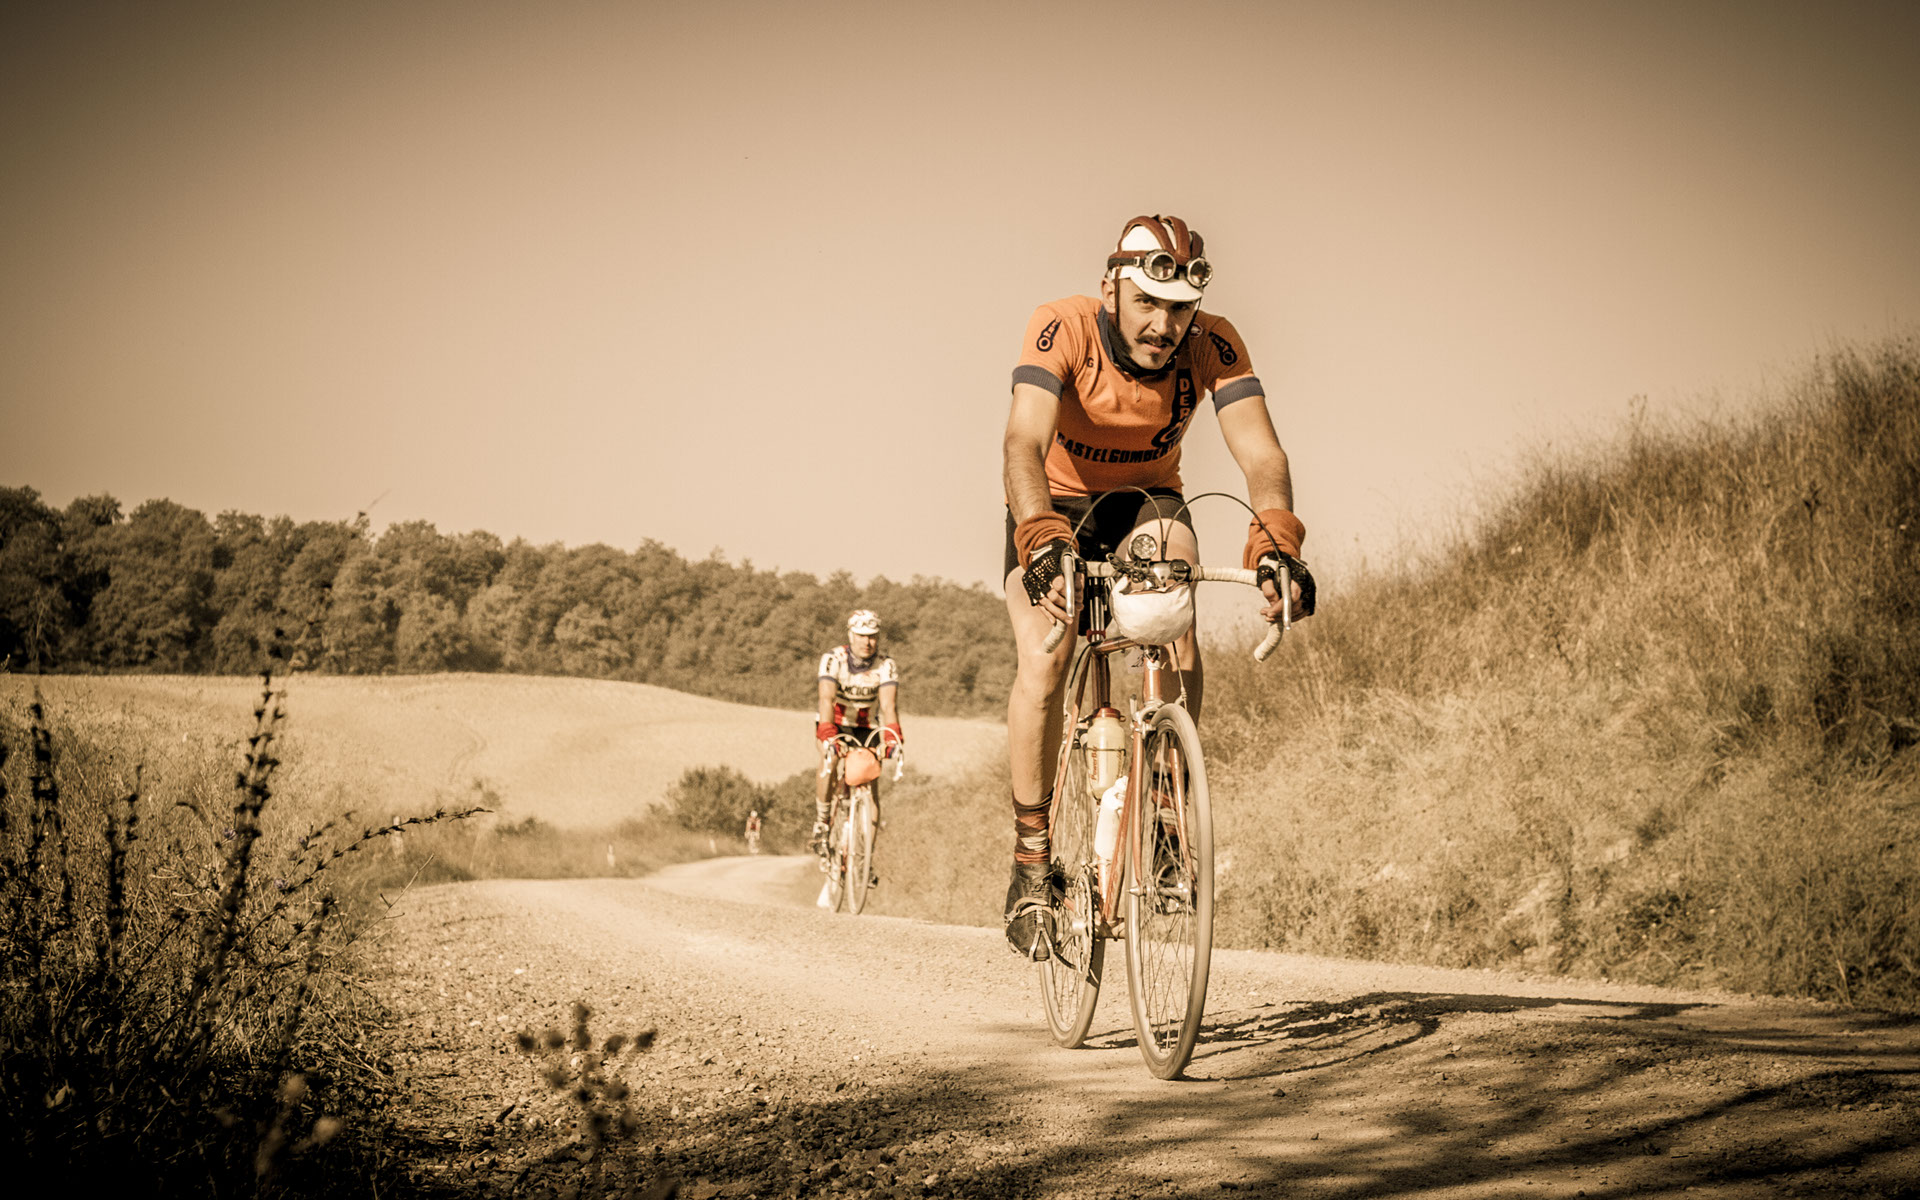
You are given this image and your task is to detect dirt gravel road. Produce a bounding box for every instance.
[368,856,1919,1199]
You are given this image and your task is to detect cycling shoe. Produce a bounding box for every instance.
[1003,860,1060,961]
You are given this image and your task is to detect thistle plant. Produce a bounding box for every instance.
[515,1001,658,1152]
[508,1001,665,1196]
[0,649,484,1193]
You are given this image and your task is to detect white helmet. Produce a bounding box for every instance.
[1108,575,1195,645]
[1106,214,1211,303]
[847,609,881,636]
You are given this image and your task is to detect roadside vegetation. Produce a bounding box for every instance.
[1204,338,1917,1008]
[1,653,793,1191]
[350,763,820,892]
[0,488,1013,717]
[0,660,487,1193]
[873,339,1920,1011]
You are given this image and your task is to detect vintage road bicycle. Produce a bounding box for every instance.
[817,728,903,916]
[1032,513,1293,1079]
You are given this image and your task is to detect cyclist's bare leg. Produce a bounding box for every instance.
[1005,565,1073,862]
[813,742,833,845]
[1003,565,1074,956]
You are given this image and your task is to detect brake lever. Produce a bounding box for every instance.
[1041,550,1080,653]
[1062,549,1079,629]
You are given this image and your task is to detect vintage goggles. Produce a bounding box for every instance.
[1107,248,1213,290]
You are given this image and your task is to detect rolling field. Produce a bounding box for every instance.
[1,672,1003,829]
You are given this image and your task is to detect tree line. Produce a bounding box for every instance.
[0,486,1016,717]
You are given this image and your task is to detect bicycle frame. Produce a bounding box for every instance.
[1033,508,1293,1077]
[1053,587,1184,934]
[1046,550,1283,922]
[818,729,903,915]
[1043,547,1282,944]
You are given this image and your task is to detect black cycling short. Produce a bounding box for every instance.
[1001,488,1196,579]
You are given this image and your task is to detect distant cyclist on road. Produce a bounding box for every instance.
[744,809,762,854]
[813,610,904,877]
[1000,214,1315,957]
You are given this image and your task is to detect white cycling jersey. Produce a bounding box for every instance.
[817,645,898,727]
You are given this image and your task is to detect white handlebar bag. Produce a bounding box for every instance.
[1108,576,1195,644]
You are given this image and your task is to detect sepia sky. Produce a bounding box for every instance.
[3,0,1917,591]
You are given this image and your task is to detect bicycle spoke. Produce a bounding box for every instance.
[847,789,873,915]
[1038,698,1105,1048]
[1124,704,1213,1079]
[1135,740,1193,1046]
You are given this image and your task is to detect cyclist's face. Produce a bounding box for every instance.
[1102,277,1198,372]
[849,631,877,657]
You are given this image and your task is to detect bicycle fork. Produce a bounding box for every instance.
[1092,643,1187,934]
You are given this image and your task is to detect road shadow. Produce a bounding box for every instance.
[1192,990,1705,1081]
[389,1067,1050,1199]
[387,990,1920,1199]
[1079,989,1699,1070]
[1064,988,1920,1197]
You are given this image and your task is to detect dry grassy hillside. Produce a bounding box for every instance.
[867,338,1920,1012]
[1,672,1003,829]
[1200,338,1920,1008]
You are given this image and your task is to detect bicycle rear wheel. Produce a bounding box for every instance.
[1123,703,1213,1079]
[845,788,875,915]
[1038,723,1105,1047]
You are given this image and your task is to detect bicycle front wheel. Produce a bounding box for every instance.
[845,788,875,915]
[1123,703,1213,1079]
[824,795,848,913]
[1038,724,1105,1048]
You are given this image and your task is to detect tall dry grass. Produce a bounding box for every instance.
[879,338,1919,1010]
[1202,337,1919,1007]
[0,664,480,1192]
[848,762,1011,926]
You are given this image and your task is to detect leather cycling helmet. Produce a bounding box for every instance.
[1106,215,1211,303]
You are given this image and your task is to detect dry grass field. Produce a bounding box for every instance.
[1,672,1003,830]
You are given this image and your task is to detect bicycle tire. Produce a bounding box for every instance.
[846,787,874,915]
[1123,702,1213,1079]
[1038,721,1105,1047]
[824,789,848,914]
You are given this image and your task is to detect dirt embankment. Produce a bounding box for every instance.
[365,856,1920,1199]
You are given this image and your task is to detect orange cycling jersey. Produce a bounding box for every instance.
[1012,295,1264,496]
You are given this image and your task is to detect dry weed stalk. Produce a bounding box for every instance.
[0,642,485,1191]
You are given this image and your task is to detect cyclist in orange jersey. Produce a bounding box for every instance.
[1000,214,1315,958]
